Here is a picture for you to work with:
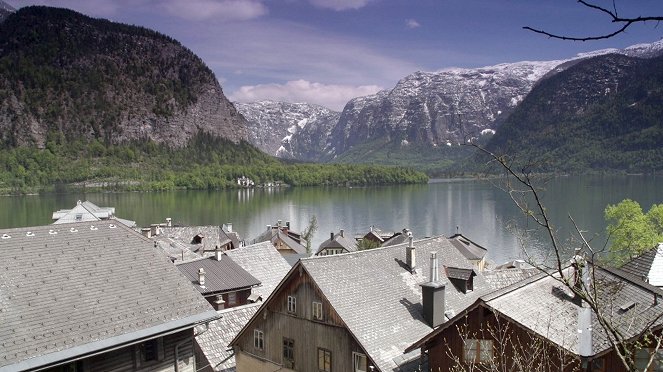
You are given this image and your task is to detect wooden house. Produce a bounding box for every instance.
[315,229,357,256]
[356,225,398,245]
[194,241,293,372]
[250,221,307,258]
[176,253,261,311]
[0,221,218,372]
[407,262,663,372]
[228,235,529,371]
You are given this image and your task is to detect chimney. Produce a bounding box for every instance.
[267,224,272,231]
[215,250,223,261]
[340,229,344,238]
[406,234,415,272]
[150,224,160,237]
[278,220,282,227]
[421,252,445,328]
[286,221,290,229]
[198,268,206,288]
[140,228,151,238]
[225,223,232,233]
[330,232,334,241]
[165,217,172,227]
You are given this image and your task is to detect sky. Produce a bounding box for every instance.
[5,0,663,110]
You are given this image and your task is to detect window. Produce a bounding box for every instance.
[318,348,331,372]
[254,329,264,350]
[228,292,237,306]
[635,348,663,371]
[135,338,163,368]
[287,295,296,313]
[143,339,159,361]
[353,352,367,372]
[283,338,295,368]
[313,301,323,320]
[75,213,83,221]
[463,339,493,364]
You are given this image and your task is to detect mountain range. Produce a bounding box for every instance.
[237,40,663,172]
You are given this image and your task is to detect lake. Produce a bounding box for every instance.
[1,175,661,265]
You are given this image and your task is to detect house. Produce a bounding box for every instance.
[250,221,308,257]
[176,253,261,311]
[52,199,136,227]
[315,229,357,256]
[356,225,397,245]
[237,176,255,188]
[448,233,489,271]
[621,242,663,286]
[406,260,663,372]
[0,221,218,372]
[158,224,244,260]
[229,235,515,372]
[194,241,293,372]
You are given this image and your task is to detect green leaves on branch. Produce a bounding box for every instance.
[605,199,663,266]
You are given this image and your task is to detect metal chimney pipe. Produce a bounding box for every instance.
[430,251,439,282]
[198,268,206,288]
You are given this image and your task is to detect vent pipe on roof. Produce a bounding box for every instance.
[198,268,206,288]
[430,251,439,282]
[215,250,222,261]
[406,232,415,273]
[340,229,344,238]
[331,231,334,241]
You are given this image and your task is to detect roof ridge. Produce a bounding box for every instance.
[303,235,444,261]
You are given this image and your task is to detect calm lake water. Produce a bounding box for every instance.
[1,175,661,265]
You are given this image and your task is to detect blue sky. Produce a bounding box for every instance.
[6,0,663,110]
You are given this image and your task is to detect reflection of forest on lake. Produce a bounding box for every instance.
[1,175,661,265]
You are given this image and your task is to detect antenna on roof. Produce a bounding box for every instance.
[456,225,459,234]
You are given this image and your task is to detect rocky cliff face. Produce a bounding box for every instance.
[236,101,339,159]
[0,6,247,148]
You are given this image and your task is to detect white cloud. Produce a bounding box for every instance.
[405,18,420,29]
[308,0,372,11]
[229,80,382,111]
[160,0,267,21]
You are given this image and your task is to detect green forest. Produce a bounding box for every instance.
[0,132,428,194]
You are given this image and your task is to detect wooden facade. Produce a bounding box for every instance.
[42,329,197,372]
[232,267,375,371]
[205,288,252,311]
[420,304,659,372]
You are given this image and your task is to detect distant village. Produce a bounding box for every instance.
[2,200,663,372]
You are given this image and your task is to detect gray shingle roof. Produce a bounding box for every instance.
[195,304,260,372]
[316,231,357,254]
[176,256,261,295]
[0,221,216,371]
[482,268,540,290]
[160,226,225,253]
[251,228,307,254]
[225,241,292,299]
[51,200,136,228]
[301,236,492,371]
[484,265,663,356]
[621,243,663,285]
[448,234,488,261]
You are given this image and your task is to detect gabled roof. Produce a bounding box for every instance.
[407,264,663,357]
[251,227,307,254]
[160,225,239,253]
[0,221,217,372]
[621,243,663,285]
[225,241,292,299]
[176,256,260,295]
[448,233,488,261]
[270,236,493,371]
[316,231,357,254]
[51,200,136,228]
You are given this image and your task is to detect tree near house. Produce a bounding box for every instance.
[469,143,663,371]
[605,199,663,266]
[302,215,318,254]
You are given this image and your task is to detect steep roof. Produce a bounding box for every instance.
[621,243,663,286]
[0,221,217,371]
[251,227,307,254]
[160,225,241,254]
[448,233,488,261]
[225,241,292,299]
[316,230,357,254]
[408,264,663,357]
[301,236,490,371]
[176,256,260,295]
[51,200,135,228]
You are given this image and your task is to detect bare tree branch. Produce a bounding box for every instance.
[524,0,663,41]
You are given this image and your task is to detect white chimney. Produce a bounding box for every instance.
[430,251,439,282]
[198,268,206,288]
[406,234,415,272]
[165,217,172,227]
[215,250,222,261]
[226,223,232,233]
[267,225,272,231]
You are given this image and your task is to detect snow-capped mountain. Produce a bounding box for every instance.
[236,101,340,158]
[240,39,663,162]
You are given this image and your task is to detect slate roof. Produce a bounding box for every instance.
[51,200,136,228]
[301,236,492,371]
[621,243,663,286]
[195,304,260,372]
[225,241,292,299]
[482,267,540,290]
[251,227,307,254]
[154,236,201,263]
[194,242,292,371]
[176,256,260,295]
[410,264,663,357]
[159,225,242,255]
[316,230,357,254]
[448,233,488,261]
[0,221,217,371]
